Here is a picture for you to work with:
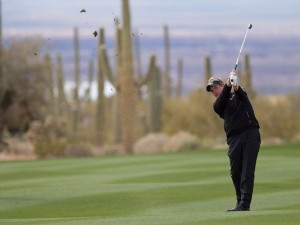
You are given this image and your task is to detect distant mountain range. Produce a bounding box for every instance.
[11,35,300,96]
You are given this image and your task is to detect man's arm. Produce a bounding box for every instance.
[213,84,231,115]
[234,86,249,101]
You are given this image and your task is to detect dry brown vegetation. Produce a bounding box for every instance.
[253,94,300,143]
[1,82,300,158]
[159,89,300,149]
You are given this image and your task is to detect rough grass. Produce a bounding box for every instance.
[0,143,300,225]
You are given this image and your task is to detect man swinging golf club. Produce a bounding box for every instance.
[206,71,260,211]
[206,24,261,212]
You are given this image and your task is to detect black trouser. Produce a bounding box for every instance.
[227,128,261,209]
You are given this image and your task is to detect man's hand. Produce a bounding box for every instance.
[227,69,239,90]
[230,70,238,86]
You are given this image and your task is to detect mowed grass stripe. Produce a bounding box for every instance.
[0,143,300,225]
[1,210,299,225]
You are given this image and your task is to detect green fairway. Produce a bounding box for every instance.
[0,143,300,225]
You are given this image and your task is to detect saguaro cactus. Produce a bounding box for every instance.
[0,0,5,144]
[244,54,254,98]
[0,0,3,95]
[148,55,162,132]
[86,59,94,102]
[100,0,155,153]
[163,25,171,99]
[176,58,183,97]
[99,25,122,144]
[56,54,67,114]
[133,29,142,81]
[44,54,55,117]
[95,28,106,145]
[204,55,212,84]
[113,27,122,144]
[72,27,81,134]
[118,0,137,153]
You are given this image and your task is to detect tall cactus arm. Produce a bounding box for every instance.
[138,55,155,87]
[99,44,115,85]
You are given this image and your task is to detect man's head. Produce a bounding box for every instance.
[206,77,224,98]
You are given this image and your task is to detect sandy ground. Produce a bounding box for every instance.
[0,138,37,161]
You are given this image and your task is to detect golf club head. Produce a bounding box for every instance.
[248,24,253,29]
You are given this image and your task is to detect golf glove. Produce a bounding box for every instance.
[230,74,238,86]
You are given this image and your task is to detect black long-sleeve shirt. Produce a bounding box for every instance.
[213,85,260,137]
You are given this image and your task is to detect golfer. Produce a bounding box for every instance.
[206,70,260,212]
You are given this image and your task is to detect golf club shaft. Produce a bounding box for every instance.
[234,25,251,70]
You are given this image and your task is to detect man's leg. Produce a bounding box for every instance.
[227,137,243,206]
[240,129,261,209]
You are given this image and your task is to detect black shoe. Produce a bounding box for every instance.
[226,205,250,212]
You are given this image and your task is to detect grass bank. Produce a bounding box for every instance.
[0,143,299,225]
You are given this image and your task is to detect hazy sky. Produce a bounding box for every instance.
[2,0,300,94]
[3,0,300,39]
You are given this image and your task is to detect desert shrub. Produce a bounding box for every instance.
[162,89,223,140]
[3,38,51,117]
[0,137,36,160]
[133,133,169,154]
[27,117,69,158]
[163,88,300,145]
[253,94,300,142]
[34,139,67,158]
[163,131,201,152]
[64,143,93,157]
[133,131,201,154]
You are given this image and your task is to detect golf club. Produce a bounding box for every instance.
[234,23,253,71]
